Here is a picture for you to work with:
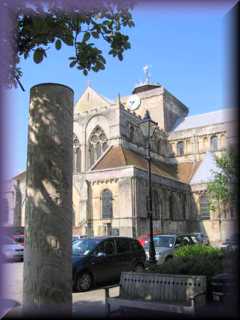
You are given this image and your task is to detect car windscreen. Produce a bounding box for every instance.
[72,239,100,256]
[144,236,175,248]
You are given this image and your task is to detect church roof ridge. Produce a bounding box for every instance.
[74,85,113,113]
[173,108,236,132]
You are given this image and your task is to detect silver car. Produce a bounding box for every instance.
[144,234,194,264]
[0,235,24,262]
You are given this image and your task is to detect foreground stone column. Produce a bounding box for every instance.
[23,83,73,316]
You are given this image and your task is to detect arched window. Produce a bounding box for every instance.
[89,126,108,168]
[176,141,184,156]
[199,193,210,219]
[210,135,218,152]
[101,189,113,219]
[203,136,208,152]
[220,134,225,149]
[73,135,81,173]
[129,124,134,141]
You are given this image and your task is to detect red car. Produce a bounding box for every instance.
[137,232,161,247]
[12,234,25,246]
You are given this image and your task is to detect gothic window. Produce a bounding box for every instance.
[73,135,81,173]
[88,126,108,168]
[210,135,218,152]
[176,141,184,156]
[101,189,113,219]
[199,193,210,219]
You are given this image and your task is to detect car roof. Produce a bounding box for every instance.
[74,236,135,241]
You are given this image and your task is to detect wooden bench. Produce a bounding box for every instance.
[104,272,206,317]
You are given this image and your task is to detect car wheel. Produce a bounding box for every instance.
[165,256,173,263]
[134,264,145,272]
[75,272,92,292]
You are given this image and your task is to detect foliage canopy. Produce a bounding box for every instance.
[207,148,238,214]
[3,0,135,89]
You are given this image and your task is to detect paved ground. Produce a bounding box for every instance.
[1,262,120,318]
[1,262,238,319]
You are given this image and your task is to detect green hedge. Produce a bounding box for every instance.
[174,244,223,257]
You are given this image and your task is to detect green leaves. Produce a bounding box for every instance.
[55,39,62,50]
[83,32,91,42]
[207,149,238,213]
[33,48,46,64]
[12,3,135,88]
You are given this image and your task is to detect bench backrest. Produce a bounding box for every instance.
[120,272,206,303]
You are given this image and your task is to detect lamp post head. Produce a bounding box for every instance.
[140,110,158,138]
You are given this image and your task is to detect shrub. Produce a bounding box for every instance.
[175,244,223,257]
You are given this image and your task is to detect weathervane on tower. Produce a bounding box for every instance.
[143,64,151,84]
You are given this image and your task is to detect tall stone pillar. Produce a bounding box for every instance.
[23,83,73,316]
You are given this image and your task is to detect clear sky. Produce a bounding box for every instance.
[4,1,237,180]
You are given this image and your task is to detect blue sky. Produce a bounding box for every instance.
[4,1,236,179]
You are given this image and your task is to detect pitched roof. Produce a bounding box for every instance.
[176,161,202,183]
[92,146,180,181]
[172,108,235,132]
[74,86,113,113]
[190,152,220,185]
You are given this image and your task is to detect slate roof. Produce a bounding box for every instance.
[173,108,235,132]
[176,161,202,184]
[92,146,178,180]
[190,152,220,185]
[92,146,200,184]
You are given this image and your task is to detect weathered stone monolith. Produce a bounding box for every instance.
[23,83,73,316]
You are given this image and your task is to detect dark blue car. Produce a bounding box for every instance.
[72,236,146,291]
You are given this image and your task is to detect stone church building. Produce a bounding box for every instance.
[4,77,237,244]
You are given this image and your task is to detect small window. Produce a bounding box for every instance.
[129,124,134,141]
[199,194,210,219]
[117,238,131,253]
[102,189,113,219]
[176,141,184,156]
[210,135,218,152]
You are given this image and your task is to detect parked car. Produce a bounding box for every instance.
[144,234,195,264]
[220,233,239,251]
[190,232,209,245]
[12,234,25,246]
[0,235,24,262]
[137,231,161,247]
[72,236,146,291]
[72,235,87,244]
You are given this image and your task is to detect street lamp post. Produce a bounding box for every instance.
[140,110,158,264]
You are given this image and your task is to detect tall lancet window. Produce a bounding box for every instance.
[210,135,218,152]
[88,126,108,168]
[73,134,81,173]
[101,189,113,219]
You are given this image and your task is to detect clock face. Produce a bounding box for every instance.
[126,95,141,111]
